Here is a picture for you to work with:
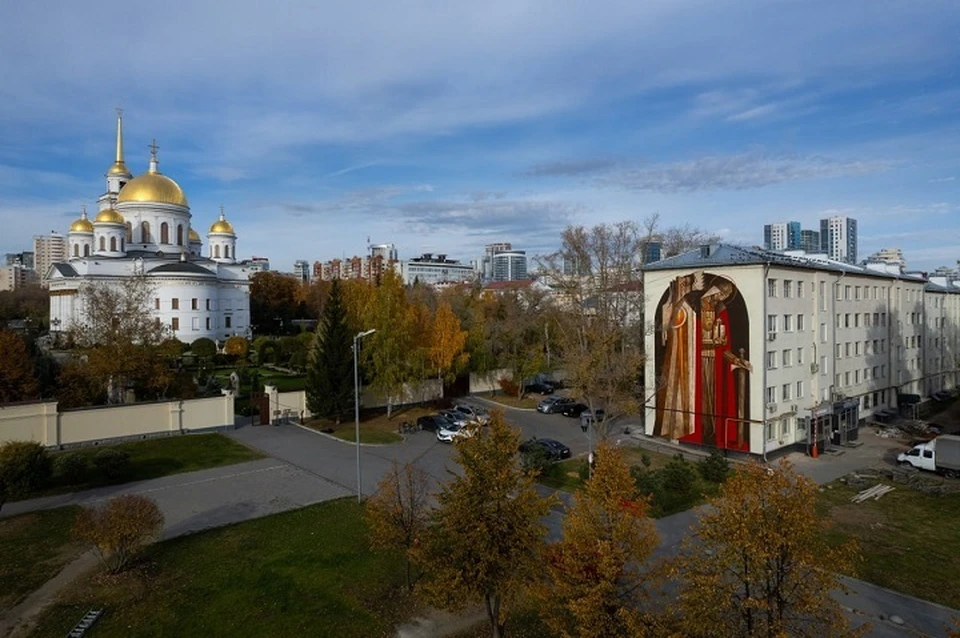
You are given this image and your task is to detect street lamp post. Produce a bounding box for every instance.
[580,415,593,478]
[354,329,376,503]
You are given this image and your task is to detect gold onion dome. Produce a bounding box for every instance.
[189,228,201,241]
[70,209,94,232]
[107,160,131,176]
[118,171,189,207]
[95,208,125,224]
[209,208,235,234]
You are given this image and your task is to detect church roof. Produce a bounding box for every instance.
[52,263,79,277]
[147,261,216,277]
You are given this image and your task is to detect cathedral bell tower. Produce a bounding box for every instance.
[100,109,132,209]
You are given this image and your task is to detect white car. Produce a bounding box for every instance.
[437,421,476,443]
[439,410,470,428]
[453,403,491,425]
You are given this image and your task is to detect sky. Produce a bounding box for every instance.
[1,0,958,272]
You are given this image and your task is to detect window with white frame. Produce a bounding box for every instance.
[797,347,804,364]
[796,380,804,399]
[767,315,777,332]
[766,386,776,403]
[767,351,777,368]
[797,314,804,331]
[783,314,792,331]
[782,383,791,401]
[782,349,792,366]
[783,280,793,298]
[767,278,778,297]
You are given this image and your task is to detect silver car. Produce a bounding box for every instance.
[453,403,490,425]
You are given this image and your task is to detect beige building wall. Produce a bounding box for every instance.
[0,394,234,447]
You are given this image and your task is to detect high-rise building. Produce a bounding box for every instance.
[866,247,905,270]
[4,251,35,269]
[293,259,310,283]
[0,264,40,291]
[33,232,68,286]
[640,241,662,265]
[477,242,519,281]
[369,243,398,261]
[799,230,820,253]
[762,221,801,251]
[819,216,858,264]
[492,251,528,281]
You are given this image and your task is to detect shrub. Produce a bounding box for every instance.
[657,454,701,515]
[631,465,662,499]
[0,441,52,511]
[73,494,165,573]
[497,377,519,397]
[93,448,132,481]
[640,452,652,468]
[53,451,89,485]
[191,337,217,359]
[698,449,731,483]
[520,444,553,476]
[223,336,249,358]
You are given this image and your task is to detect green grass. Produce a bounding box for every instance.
[818,481,960,608]
[29,499,417,637]
[538,458,587,492]
[0,506,84,612]
[36,434,264,497]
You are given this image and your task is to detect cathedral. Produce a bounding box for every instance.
[48,112,252,344]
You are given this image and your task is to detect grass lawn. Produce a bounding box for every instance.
[539,458,588,492]
[29,499,417,637]
[34,434,265,498]
[0,506,85,613]
[818,481,960,609]
[305,406,441,444]
[484,394,542,410]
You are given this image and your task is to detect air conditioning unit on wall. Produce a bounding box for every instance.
[766,403,777,412]
[767,332,777,342]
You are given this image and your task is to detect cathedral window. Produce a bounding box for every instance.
[225,316,232,328]
[99,237,106,251]
[172,298,180,310]
[206,317,211,330]
[141,221,151,243]
[84,245,90,257]
[171,317,179,331]
[177,225,184,246]
[192,298,198,310]
[110,237,117,252]
[161,222,169,244]
[73,244,79,257]
[214,245,221,258]
[155,298,160,310]
[225,245,230,259]
[125,222,132,242]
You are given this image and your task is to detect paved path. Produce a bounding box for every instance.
[0,457,351,539]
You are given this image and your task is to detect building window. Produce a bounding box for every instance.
[834,283,841,301]
[225,316,232,328]
[767,315,777,332]
[820,323,827,343]
[797,281,804,297]
[797,347,804,364]
[110,237,117,252]
[836,314,842,328]
[99,236,106,251]
[783,314,792,331]
[766,386,776,403]
[767,278,777,297]
[767,351,777,368]
[844,371,850,386]
[796,380,804,398]
[836,344,842,358]
[192,298,198,310]
[855,342,862,356]
[225,245,230,259]
[192,317,200,330]
[160,222,170,244]
[84,245,90,257]
[765,421,775,441]
[206,299,211,310]
[845,342,851,357]
[73,244,79,257]
[845,285,851,300]
[172,298,180,310]
[781,349,791,367]
[796,314,804,331]
[214,245,221,258]
[141,221,151,243]
[782,384,791,401]
[821,355,828,374]
[783,280,792,298]
[177,224,184,246]
[206,317,211,330]
[171,317,179,331]
[855,286,861,300]
[155,298,160,310]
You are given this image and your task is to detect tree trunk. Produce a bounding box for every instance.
[485,593,503,638]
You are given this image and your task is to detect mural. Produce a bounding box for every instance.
[653,271,751,451]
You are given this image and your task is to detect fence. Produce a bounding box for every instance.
[0,393,235,448]
[262,378,444,424]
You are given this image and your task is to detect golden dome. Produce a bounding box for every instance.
[95,208,125,224]
[209,208,235,235]
[118,172,189,207]
[70,209,94,233]
[189,228,201,242]
[107,161,131,177]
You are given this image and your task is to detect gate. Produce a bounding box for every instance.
[258,393,271,425]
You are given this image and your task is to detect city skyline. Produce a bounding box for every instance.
[1,1,958,272]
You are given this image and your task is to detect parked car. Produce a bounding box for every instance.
[519,437,571,461]
[439,410,470,428]
[560,402,589,418]
[437,421,476,443]
[898,434,960,478]
[453,403,491,425]
[579,409,606,429]
[417,414,454,432]
[524,382,554,395]
[537,396,576,414]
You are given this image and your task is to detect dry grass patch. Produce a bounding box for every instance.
[483,394,541,410]
[305,406,441,444]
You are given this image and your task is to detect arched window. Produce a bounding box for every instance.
[73,244,79,257]
[225,245,230,258]
[99,236,106,251]
[83,244,90,257]
[141,221,151,243]
[120,238,124,251]
[214,245,221,258]
[125,222,133,242]
[110,237,117,252]
[177,225,184,246]
[160,222,169,244]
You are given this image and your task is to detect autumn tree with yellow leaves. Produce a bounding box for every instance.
[535,442,662,638]
[429,301,469,384]
[414,412,553,638]
[674,459,864,638]
[365,461,432,591]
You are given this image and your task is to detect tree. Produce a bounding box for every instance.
[223,336,249,358]
[307,279,354,423]
[413,412,553,638]
[364,271,417,417]
[536,442,661,638]
[73,494,165,573]
[430,301,469,385]
[191,337,217,359]
[674,459,864,638]
[0,330,39,403]
[0,441,51,513]
[249,271,301,334]
[365,461,432,591]
[487,287,551,398]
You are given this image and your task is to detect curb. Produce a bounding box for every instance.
[291,422,402,447]
[471,395,539,412]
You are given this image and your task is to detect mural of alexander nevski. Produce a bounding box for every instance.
[654,271,752,451]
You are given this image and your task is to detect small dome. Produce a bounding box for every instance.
[189,228,201,242]
[106,161,132,177]
[209,209,235,235]
[118,171,188,207]
[70,211,94,233]
[95,208,125,224]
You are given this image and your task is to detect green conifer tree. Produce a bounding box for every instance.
[307,279,354,423]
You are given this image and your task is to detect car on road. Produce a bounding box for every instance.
[519,437,571,461]
[560,402,589,418]
[437,421,476,443]
[524,382,554,395]
[537,396,576,414]
[579,409,606,428]
[439,410,470,428]
[417,414,454,432]
[453,403,491,425]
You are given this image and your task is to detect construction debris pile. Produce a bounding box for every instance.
[873,419,941,440]
[842,467,960,497]
[851,483,895,503]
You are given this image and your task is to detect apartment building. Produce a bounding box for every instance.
[33,233,68,286]
[0,264,40,291]
[643,244,959,458]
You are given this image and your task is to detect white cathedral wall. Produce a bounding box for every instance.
[116,202,192,252]
[153,277,250,343]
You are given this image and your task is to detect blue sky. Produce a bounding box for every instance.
[1,0,958,271]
